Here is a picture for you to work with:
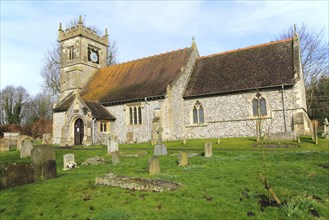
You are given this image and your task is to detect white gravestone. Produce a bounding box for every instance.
[107,135,119,154]
[63,153,75,170]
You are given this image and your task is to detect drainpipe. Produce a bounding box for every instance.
[282,85,287,132]
[145,97,150,142]
[92,118,96,144]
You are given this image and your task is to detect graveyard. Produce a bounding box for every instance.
[0,136,328,219]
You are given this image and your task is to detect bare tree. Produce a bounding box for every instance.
[277,24,329,119]
[277,23,329,86]
[0,85,30,125]
[24,92,53,124]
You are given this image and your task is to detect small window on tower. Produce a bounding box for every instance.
[88,46,99,64]
[68,46,75,61]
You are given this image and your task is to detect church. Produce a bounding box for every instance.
[52,17,311,146]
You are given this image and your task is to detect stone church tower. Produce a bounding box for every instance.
[57,16,108,100]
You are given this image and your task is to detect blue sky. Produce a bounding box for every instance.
[1,1,328,96]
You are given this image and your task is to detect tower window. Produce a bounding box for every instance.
[68,46,75,60]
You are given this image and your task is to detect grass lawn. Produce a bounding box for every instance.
[0,137,328,220]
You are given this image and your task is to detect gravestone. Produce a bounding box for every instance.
[0,138,9,152]
[204,141,213,158]
[154,126,167,156]
[182,139,186,145]
[217,138,221,144]
[81,157,106,166]
[31,145,56,181]
[42,160,56,180]
[148,156,160,175]
[126,132,134,144]
[112,151,120,165]
[20,138,34,158]
[178,151,188,166]
[3,132,20,149]
[0,162,34,189]
[42,133,52,145]
[107,135,119,154]
[322,118,329,139]
[63,153,75,170]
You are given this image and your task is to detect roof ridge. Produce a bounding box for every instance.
[110,46,191,67]
[200,38,292,59]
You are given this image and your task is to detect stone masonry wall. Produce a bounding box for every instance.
[183,86,301,139]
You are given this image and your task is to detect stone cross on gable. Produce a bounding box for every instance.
[156,126,163,145]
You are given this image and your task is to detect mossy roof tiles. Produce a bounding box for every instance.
[81,47,193,104]
[184,38,296,98]
[84,101,116,120]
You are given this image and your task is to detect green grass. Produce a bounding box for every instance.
[0,137,328,220]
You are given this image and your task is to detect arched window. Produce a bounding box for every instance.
[133,107,137,124]
[128,105,143,125]
[138,106,142,124]
[252,93,267,117]
[192,101,205,125]
[129,107,133,125]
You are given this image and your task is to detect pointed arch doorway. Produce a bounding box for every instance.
[74,118,84,145]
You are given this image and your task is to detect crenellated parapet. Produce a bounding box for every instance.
[58,16,108,47]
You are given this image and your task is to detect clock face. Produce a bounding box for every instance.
[90,52,98,63]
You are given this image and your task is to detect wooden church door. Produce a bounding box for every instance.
[74,118,84,145]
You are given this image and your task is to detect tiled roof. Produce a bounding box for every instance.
[184,38,296,98]
[53,92,75,111]
[81,47,194,104]
[84,101,116,120]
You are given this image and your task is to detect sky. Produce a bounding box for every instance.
[1,0,328,96]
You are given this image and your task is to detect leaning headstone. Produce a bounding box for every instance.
[204,141,213,158]
[148,156,160,175]
[112,151,120,165]
[31,145,55,181]
[0,138,10,152]
[63,153,75,170]
[107,135,119,154]
[42,160,56,180]
[42,133,52,145]
[178,151,188,166]
[20,138,34,158]
[154,126,167,156]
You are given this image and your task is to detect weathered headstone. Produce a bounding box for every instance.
[148,156,160,175]
[178,151,188,166]
[112,151,120,165]
[126,132,134,144]
[322,118,329,139]
[81,157,106,166]
[31,145,56,181]
[0,138,9,152]
[154,126,167,156]
[204,141,213,158]
[315,124,318,145]
[217,138,221,144]
[42,133,52,145]
[63,153,75,170]
[107,135,119,154]
[20,138,34,158]
[182,139,186,145]
[0,162,34,189]
[42,160,56,180]
[3,132,20,149]
[17,135,30,150]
